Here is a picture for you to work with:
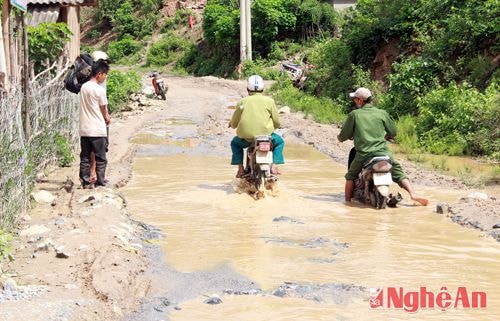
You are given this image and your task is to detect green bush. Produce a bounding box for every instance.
[106,70,142,113]
[178,43,239,77]
[162,9,193,32]
[203,1,239,48]
[96,0,162,39]
[28,22,71,74]
[379,57,440,117]
[0,230,13,263]
[307,39,353,107]
[241,59,281,80]
[147,34,189,66]
[107,36,142,64]
[88,29,101,40]
[416,82,499,158]
[54,133,75,167]
[466,55,494,88]
[423,0,498,65]
[112,1,142,37]
[295,0,342,39]
[342,0,415,67]
[251,0,298,54]
[395,115,419,154]
[268,42,286,61]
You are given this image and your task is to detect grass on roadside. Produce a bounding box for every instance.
[0,230,13,264]
[270,80,345,125]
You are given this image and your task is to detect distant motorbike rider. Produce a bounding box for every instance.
[230,75,285,178]
[150,71,160,95]
[337,87,428,206]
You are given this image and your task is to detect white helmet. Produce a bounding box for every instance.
[92,50,109,62]
[247,75,264,92]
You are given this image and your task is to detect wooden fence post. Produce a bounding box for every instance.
[22,11,30,140]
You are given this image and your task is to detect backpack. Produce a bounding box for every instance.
[65,52,94,94]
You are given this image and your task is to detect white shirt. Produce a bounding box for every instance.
[79,80,108,137]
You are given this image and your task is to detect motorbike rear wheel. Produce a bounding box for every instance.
[158,84,166,100]
[375,190,387,209]
[369,192,376,207]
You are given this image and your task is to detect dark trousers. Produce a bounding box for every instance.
[80,136,107,186]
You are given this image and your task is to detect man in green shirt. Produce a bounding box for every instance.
[338,87,428,206]
[230,75,284,178]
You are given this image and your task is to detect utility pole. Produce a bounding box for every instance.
[245,0,252,61]
[239,0,247,62]
[240,0,252,62]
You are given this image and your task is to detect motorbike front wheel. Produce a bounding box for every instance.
[253,170,267,199]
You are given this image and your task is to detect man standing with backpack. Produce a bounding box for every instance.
[79,60,110,188]
[89,51,110,184]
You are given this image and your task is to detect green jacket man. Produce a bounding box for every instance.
[230,75,284,178]
[337,87,428,206]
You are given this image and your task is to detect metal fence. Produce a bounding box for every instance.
[0,77,78,227]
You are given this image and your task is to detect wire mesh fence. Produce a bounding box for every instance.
[0,77,78,228]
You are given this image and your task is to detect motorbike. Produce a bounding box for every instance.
[149,72,167,100]
[240,135,278,199]
[281,61,312,90]
[349,148,402,209]
[281,62,307,89]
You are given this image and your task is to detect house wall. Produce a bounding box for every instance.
[66,6,80,61]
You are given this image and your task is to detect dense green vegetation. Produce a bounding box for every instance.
[106,70,142,113]
[92,0,163,39]
[195,0,499,160]
[28,22,72,74]
[83,0,498,161]
[180,0,341,76]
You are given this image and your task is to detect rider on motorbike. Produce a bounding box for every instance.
[230,75,284,178]
[337,87,428,206]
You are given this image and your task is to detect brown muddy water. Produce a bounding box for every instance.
[391,147,500,187]
[123,140,500,321]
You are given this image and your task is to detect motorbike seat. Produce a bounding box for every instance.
[255,135,272,142]
[363,156,391,168]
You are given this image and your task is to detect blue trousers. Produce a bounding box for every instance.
[231,133,285,165]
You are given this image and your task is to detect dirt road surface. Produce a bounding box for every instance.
[0,76,498,320]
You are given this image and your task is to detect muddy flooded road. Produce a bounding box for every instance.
[121,76,499,321]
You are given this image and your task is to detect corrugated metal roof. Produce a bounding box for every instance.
[28,5,60,26]
[28,0,85,4]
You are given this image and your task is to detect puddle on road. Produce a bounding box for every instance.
[392,146,500,186]
[130,117,200,147]
[122,143,500,321]
[164,118,196,126]
[130,133,200,148]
